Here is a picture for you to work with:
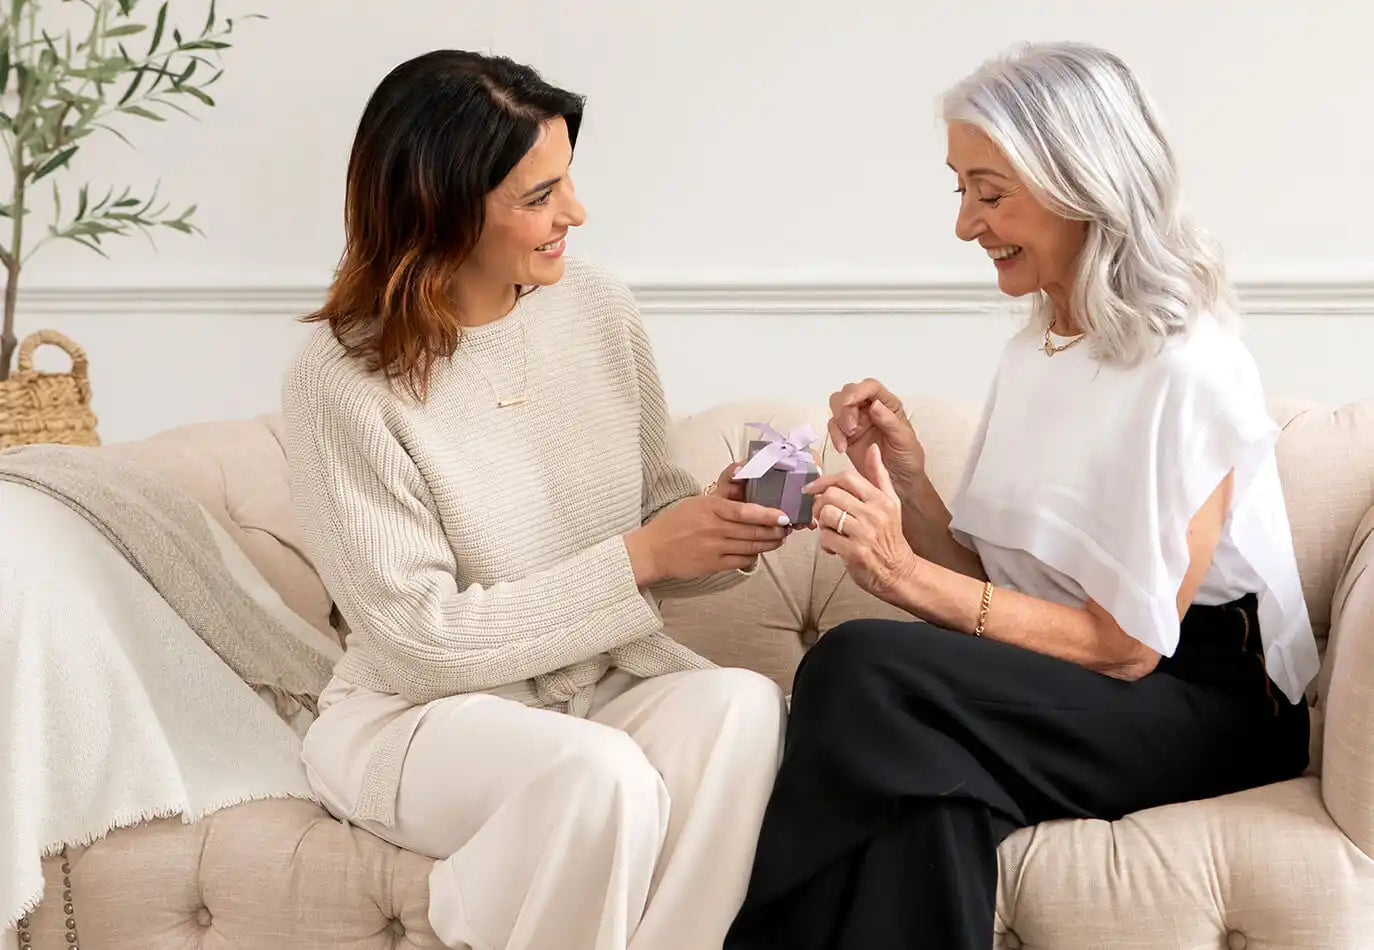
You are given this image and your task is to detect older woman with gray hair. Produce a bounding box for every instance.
[725,42,1319,950]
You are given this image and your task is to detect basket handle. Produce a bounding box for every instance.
[16,330,90,378]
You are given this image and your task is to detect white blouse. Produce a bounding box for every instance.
[948,318,1320,704]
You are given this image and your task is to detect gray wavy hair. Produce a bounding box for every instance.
[942,42,1236,363]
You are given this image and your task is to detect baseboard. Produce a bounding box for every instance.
[13,279,1374,318]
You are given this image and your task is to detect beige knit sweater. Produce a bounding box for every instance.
[282,259,745,729]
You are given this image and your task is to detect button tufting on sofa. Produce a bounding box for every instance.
[195,906,211,927]
[1227,931,1248,950]
[799,624,820,647]
[1002,930,1022,950]
[389,918,405,936]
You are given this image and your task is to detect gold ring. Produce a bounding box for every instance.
[836,510,848,536]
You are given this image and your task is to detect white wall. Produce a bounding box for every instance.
[18,0,1374,442]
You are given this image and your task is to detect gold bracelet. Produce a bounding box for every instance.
[974,580,994,637]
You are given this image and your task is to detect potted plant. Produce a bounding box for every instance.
[0,0,254,448]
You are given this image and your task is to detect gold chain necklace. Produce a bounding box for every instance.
[462,321,530,409]
[1041,323,1086,357]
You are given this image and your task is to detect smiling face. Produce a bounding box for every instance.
[464,116,587,290]
[946,121,1087,317]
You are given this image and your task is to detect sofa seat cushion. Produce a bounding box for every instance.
[995,776,1374,949]
[38,799,442,949]
[32,778,1367,949]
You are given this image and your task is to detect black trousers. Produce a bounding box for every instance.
[724,594,1310,950]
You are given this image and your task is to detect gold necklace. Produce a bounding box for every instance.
[462,321,530,408]
[1041,323,1086,357]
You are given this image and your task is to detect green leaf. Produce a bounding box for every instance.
[120,104,163,120]
[149,3,167,54]
[173,28,182,45]
[31,146,77,181]
[105,24,146,38]
[0,45,10,98]
[77,185,89,220]
[149,95,194,119]
[180,85,213,107]
[179,40,230,51]
[173,58,196,85]
[204,0,217,35]
[118,65,147,105]
[94,122,135,147]
[70,234,110,257]
[162,219,194,234]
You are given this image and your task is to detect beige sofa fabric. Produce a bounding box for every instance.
[21,395,1373,949]
[98,414,336,641]
[1323,503,1374,857]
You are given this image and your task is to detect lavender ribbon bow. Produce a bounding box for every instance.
[733,422,819,480]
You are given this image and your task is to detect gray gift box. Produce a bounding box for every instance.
[741,439,818,524]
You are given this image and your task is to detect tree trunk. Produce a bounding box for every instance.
[0,260,16,381]
[2,97,24,382]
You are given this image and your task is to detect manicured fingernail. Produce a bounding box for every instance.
[777,515,791,526]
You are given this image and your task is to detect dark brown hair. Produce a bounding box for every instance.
[304,50,584,398]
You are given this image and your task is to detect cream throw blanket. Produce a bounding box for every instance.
[0,446,342,931]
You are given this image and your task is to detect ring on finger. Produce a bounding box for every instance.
[835,509,849,536]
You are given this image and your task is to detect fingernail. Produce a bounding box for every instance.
[777,515,791,526]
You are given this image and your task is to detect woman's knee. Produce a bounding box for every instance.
[796,619,911,691]
[555,726,669,825]
[688,667,787,730]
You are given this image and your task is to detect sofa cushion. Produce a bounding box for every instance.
[33,770,1368,949]
[1270,399,1374,665]
[36,799,441,949]
[100,414,336,641]
[993,777,1374,948]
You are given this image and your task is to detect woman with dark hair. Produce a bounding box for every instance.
[282,50,789,950]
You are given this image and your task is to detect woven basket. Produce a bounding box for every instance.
[0,329,100,451]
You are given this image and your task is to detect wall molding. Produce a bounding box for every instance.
[14,279,1374,318]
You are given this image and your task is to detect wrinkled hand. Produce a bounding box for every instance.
[827,378,926,492]
[805,443,920,603]
[629,493,790,584]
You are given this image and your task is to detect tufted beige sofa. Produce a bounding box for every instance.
[16,394,1374,950]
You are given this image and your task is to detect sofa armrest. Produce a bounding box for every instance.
[1321,505,1374,858]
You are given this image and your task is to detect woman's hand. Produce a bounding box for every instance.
[827,379,926,492]
[806,443,921,604]
[625,494,790,585]
[710,461,748,502]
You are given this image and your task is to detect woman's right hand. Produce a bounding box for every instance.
[827,378,926,491]
[625,494,791,585]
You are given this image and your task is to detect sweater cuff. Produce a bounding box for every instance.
[581,534,664,641]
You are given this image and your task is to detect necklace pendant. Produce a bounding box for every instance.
[496,394,529,409]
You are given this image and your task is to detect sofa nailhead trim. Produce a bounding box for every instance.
[16,849,80,950]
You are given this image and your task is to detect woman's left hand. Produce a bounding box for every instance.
[806,443,920,603]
